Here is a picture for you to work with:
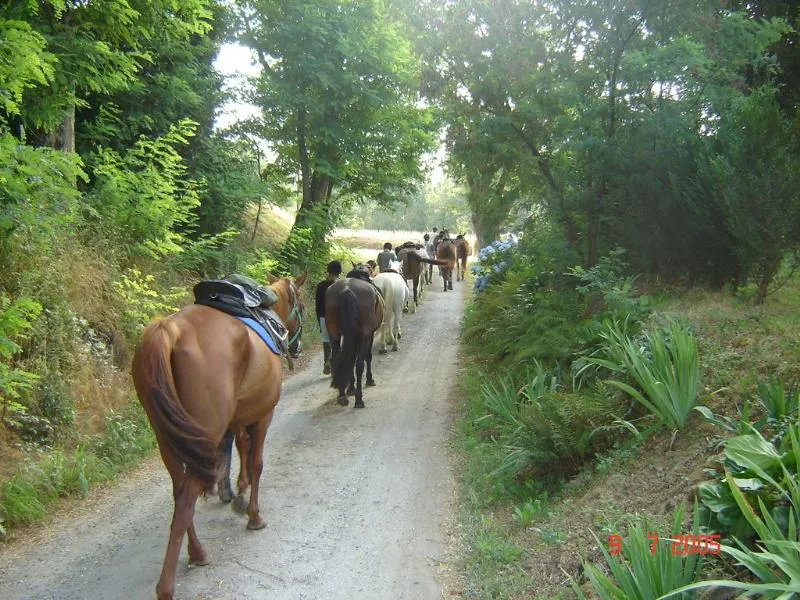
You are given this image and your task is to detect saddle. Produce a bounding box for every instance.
[346,270,384,299]
[193,274,289,354]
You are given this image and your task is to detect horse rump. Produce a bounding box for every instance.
[132,320,219,490]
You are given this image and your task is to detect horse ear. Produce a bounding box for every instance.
[265,271,279,284]
[295,270,308,287]
[352,261,358,270]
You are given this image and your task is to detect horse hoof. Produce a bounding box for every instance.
[247,516,267,531]
[232,494,248,514]
[366,379,376,387]
[379,348,387,354]
[218,488,233,504]
[189,553,209,567]
[337,395,349,406]
[354,400,365,408]
[392,346,398,352]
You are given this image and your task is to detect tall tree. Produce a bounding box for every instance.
[232,0,436,263]
[4,0,213,152]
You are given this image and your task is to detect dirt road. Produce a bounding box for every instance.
[0,275,465,600]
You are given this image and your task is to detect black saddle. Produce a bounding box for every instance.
[193,275,288,351]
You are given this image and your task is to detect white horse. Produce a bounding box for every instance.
[373,270,408,353]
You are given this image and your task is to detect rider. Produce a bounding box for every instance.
[376,242,397,273]
[315,260,342,375]
[423,233,435,283]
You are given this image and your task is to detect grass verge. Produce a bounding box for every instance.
[0,400,155,537]
[449,278,800,598]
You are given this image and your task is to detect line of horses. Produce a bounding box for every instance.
[130,237,471,599]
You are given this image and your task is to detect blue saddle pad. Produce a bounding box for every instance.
[237,317,281,356]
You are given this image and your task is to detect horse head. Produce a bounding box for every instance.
[271,272,307,360]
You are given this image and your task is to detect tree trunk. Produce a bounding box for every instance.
[48,105,75,153]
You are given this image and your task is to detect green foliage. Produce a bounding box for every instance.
[706,86,800,302]
[87,120,201,260]
[667,426,800,598]
[586,319,700,430]
[568,250,651,324]
[756,376,799,423]
[0,18,54,119]
[237,0,437,243]
[571,502,705,600]
[464,266,583,374]
[475,369,625,484]
[0,402,155,531]
[92,402,156,470]
[0,294,41,404]
[512,494,550,529]
[698,423,800,544]
[112,269,183,339]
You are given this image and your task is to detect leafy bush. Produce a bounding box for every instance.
[476,368,626,484]
[584,319,700,430]
[87,120,202,260]
[0,294,41,423]
[572,502,706,600]
[112,269,184,340]
[464,267,584,374]
[698,423,799,543]
[668,426,800,598]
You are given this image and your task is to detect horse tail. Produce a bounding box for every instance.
[132,320,218,490]
[331,289,360,392]
[411,255,447,266]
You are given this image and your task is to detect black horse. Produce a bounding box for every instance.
[324,269,385,407]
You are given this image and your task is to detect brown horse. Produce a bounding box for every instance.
[436,239,457,291]
[455,237,471,282]
[325,272,384,407]
[131,273,306,600]
[396,245,445,311]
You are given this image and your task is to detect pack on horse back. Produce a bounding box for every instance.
[193,274,291,357]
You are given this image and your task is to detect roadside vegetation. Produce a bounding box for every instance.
[453,236,800,597]
[428,0,800,597]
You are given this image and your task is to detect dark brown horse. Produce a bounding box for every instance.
[436,239,457,291]
[455,237,471,282]
[131,273,306,600]
[396,245,445,311]
[325,272,384,407]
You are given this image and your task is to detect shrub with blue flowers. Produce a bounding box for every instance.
[472,239,518,292]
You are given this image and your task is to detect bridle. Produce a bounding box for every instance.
[285,279,304,356]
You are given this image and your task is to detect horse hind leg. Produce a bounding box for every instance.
[243,415,273,530]
[354,354,366,408]
[156,460,206,600]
